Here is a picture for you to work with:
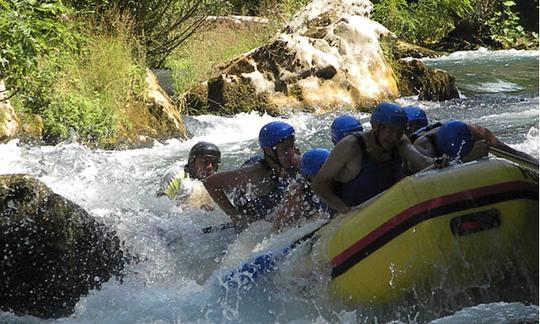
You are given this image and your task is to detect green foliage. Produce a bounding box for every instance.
[372,0,537,49]
[0,0,78,95]
[65,0,230,67]
[10,12,147,145]
[42,93,116,143]
[40,30,145,144]
[167,24,273,97]
[372,0,473,46]
[227,0,262,15]
[277,0,310,20]
[487,0,539,49]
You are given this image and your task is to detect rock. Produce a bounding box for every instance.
[144,68,188,140]
[392,40,442,59]
[19,114,44,144]
[396,59,459,101]
[107,69,189,149]
[0,174,126,319]
[191,0,399,115]
[0,81,20,143]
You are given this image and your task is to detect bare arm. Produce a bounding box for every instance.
[399,136,434,173]
[469,123,538,162]
[312,137,359,213]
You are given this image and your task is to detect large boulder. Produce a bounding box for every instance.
[195,0,399,115]
[0,174,126,319]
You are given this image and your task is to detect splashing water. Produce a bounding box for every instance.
[0,50,538,323]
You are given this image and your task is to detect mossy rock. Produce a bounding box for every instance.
[207,75,279,116]
[395,59,459,101]
[18,113,44,144]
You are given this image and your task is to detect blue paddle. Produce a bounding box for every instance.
[220,221,326,288]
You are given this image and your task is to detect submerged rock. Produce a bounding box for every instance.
[193,0,399,115]
[0,174,126,319]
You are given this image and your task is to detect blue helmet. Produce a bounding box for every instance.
[259,121,295,148]
[300,148,330,178]
[331,115,363,144]
[404,106,428,126]
[436,120,474,158]
[370,102,407,129]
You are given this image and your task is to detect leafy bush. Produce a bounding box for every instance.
[486,0,539,49]
[372,0,473,46]
[9,9,147,145]
[42,93,116,143]
[40,25,146,144]
[0,0,78,97]
[372,0,537,49]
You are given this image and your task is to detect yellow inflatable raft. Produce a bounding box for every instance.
[314,158,538,305]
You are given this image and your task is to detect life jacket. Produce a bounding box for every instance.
[335,133,403,207]
[232,158,291,221]
[409,122,442,143]
[159,166,215,208]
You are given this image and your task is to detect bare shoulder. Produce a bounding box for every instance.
[332,134,362,159]
[413,134,435,156]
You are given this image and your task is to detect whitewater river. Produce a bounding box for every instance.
[1,49,538,323]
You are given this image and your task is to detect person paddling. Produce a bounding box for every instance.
[413,120,538,163]
[204,121,300,228]
[158,141,221,211]
[312,102,437,214]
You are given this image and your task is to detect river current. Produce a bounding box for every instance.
[1,49,538,323]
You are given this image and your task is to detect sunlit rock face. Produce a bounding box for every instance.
[0,81,20,142]
[205,0,398,114]
[0,174,126,319]
[144,69,187,140]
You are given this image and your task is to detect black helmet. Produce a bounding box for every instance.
[188,141,221,165]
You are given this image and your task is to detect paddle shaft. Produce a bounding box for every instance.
[489,146,538,170]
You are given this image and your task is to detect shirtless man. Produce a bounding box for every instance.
[204,121,300,228]
[312,102,437,214]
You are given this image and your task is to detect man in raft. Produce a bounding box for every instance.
[204,121,300,229]
[312,102,438,214]
[413,120,538,163]
[158,141,221,211]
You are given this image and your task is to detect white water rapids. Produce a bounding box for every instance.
[0,49,538,323]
